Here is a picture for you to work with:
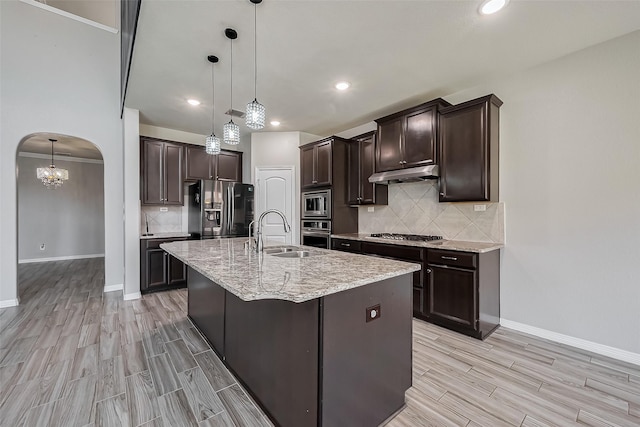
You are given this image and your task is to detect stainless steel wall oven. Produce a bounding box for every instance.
[301,220,331,249]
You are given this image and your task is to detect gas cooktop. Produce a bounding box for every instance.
[369,233,443,242]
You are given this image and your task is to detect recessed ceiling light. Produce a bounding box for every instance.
[270,121,280,126]
[479,0,509,15]
[187,99,201,106]
[335,82,350,91]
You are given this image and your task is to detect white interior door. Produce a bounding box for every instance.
[255,167,296,245]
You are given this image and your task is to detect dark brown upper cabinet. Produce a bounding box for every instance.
[141,137,184,205]
[347,132,388,205]
[300,137,358,234]
[301,139,332,188]
[375,99,451,172]
[216,150,243,182]
[184,144,243,182]
[438,94,502,202]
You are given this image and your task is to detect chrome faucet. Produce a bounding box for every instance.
[255,209,291,252]
[245,220,256,250]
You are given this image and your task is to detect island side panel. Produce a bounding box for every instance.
[224,292,319,427]
[187,267,225,356]
[321,274,413,427]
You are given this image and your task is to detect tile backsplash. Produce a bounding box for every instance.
[140,205,186,234]
[358,181,505,243]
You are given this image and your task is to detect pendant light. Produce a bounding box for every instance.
[223,28,240,145]
[245,0,265,130]
[205,55,221,155]
[36,139,69,189]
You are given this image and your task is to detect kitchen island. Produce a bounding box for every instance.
[161,238,420,427]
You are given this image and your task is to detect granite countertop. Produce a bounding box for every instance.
[140,232,191,240]
[331,233,503,253]
[160,238,420,303]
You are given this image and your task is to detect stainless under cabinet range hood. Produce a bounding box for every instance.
[368,164,439,183]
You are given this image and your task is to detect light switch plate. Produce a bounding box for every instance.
[367,206,375,213]
[474,204,487,212]
[160,207,169,212]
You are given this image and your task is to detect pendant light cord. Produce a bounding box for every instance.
[230,37,233,122]
[211,62,215,133]
[254,2,257,100]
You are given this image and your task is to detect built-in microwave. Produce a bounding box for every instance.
[302,190,331,219]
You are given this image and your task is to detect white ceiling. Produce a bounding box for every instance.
[19,134,104,160]
[125,1,640,143]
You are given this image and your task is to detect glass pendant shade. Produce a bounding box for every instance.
[206,134,221,154]
[224,121,240,145]
[37,165,69,189]
[246,99,265,130]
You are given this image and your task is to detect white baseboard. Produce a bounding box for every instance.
[103,284,123,293]
[123,292,142,301]
[500,319,640,367]
[19,254,105,264]
[0,298,20,308]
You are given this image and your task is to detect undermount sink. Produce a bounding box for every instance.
[271,250,312,258]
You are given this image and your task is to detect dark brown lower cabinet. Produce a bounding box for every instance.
[428,265,476,329]
[140,238,188,293]
[427,248,500,339]
[332,238,500,339]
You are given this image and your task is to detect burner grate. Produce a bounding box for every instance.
[370,233,443,242]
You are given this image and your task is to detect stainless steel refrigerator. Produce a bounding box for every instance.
[188,180,254,239]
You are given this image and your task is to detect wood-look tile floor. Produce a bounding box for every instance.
[1,259,638,426]
[1,259,272,427]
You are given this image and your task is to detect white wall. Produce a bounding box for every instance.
[0,0,123,303]
[17,154,105,261]
[123,108,141,299]
[442,31,640,354]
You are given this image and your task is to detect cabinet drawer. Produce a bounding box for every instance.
[331,239,361,253]
[361,242,425,262]
[143,237,188,250]
[427,249,476,269]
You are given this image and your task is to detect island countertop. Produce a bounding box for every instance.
[160,238,420,303]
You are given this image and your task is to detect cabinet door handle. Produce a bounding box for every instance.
[341,243,351,247]
[399,161,404,165]
[441,256,458,261]
[439,192,445,196]
[426,268,432,273]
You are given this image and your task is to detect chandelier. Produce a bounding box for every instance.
[36,138,69,189]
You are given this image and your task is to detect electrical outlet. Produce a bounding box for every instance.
[39,243,46,251]
[366,304,381,322]
[160,207,168,212]
[474,204,487,212]
[367,206,375,213]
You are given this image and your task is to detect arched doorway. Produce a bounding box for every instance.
[15,133,105,303]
